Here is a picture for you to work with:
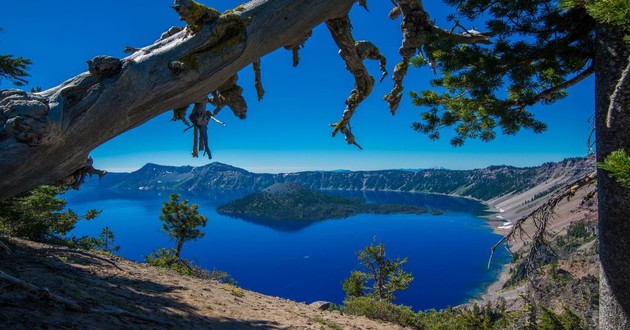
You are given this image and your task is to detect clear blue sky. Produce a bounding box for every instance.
[0,1,594,173]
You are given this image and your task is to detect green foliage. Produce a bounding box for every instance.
[567,221,589,239]
[145,248,195,276]
[343,239,413,302]
[207,268,238,285]
[342,296,419,327]
[563,0,630,40]
[410,1,595,145]
[159,193,207,257]
[0,28,31,86]
[598,149,630,188]
[343,297,516,330]
[217,184,425,221]
[72,226,120,253]
[0,185,100,242]
[145,247,237,283]
[223,283,244,297]
[342,271,368,298]
[559,306,585,330]
[538,306,586,330]
[311,316,343,330]
[0,54,31,86]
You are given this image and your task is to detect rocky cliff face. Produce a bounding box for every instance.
[90,157,594,201]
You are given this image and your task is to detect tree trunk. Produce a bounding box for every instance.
[0,0,355,201]
[596,23,630,329]
[175,239,184,259]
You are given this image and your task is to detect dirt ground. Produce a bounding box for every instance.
[0,238,409,330]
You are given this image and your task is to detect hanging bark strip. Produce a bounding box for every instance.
[252,59,265,101]
[326,16,379,149]
[385,0,428,114]
[384,0,491,114]
[0,0,357,200]
[284,30,313,67]
[189,100,212,159]
[355,40,388,82]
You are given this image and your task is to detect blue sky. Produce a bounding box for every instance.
[0,1,594,173]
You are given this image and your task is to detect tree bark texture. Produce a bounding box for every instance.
[175,239,184,259]
[596,24,630,330]
[0,0,355,200]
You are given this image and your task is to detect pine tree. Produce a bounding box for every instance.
[97,226,120,253]
[409,0,596,145]
[0,28,31,86]
[0,185,100,241]
[342,239,413,302]
[404,1,629,327]
[159,194,207,258]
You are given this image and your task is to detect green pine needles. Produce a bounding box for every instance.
[598,149,630,188]
[0,28,31,86]
[0,185,100,242]
[342,239,413,302]
[562,0,630,40]
[410,0,596,146]
[159,193,207,258]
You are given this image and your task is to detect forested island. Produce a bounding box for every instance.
[217,183,427,221]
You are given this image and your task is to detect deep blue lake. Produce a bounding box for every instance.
[65,189,509,311]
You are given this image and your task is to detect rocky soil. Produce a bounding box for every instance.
[0,238,409,330]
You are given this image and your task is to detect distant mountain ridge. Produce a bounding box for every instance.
[89,157,595,201]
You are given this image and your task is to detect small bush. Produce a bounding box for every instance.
[311,316,343,330]
[67,227,120,253]
[223,283,244,297]
[145,248,237,284]
[145,248,195,276]
[567,222,589,239]
[204,268,237,284]
[0,185,100,242]
[342,296,418,327]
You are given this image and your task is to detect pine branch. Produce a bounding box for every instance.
[512,63,595,109]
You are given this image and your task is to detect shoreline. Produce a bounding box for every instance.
[466,178,597,306]
[472,199,514,303]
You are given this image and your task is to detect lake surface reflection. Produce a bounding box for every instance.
[66,189,509,311]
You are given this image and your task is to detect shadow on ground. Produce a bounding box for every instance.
[0,239,283,329]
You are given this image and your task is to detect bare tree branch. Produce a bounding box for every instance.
[511,63,595,110]
[252,59,265,101]
[0,0,356,200]
[326,16,376,149]
[488,171,597,271]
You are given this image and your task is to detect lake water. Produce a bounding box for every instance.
[65,189,510,311]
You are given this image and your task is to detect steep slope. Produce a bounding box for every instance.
[480,185,600,328]
[0,238,410,330]
[1,158,599,329]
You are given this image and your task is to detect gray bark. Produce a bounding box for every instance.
[0,0,355,201]
[596,24,630,329]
